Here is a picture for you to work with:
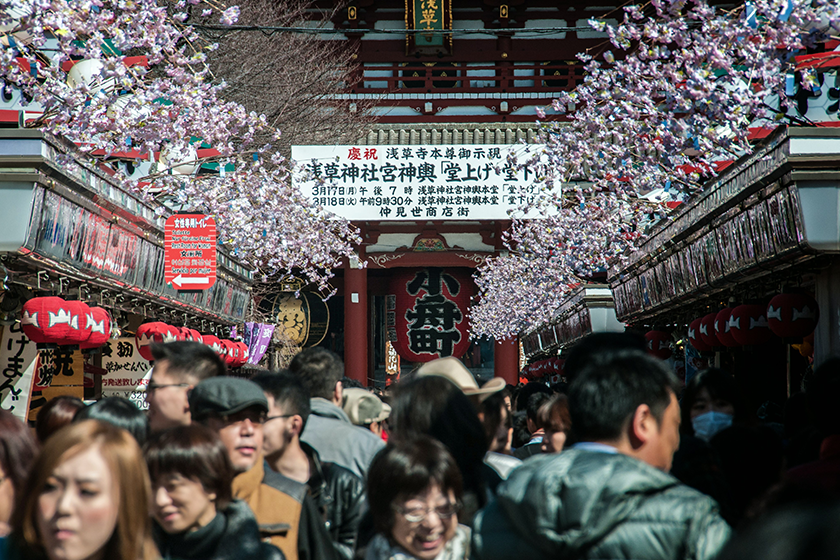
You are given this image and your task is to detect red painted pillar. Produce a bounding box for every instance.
[494,337,519,385]
[344,247,368,386]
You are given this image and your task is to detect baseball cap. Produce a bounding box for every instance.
[342,387,391,426]
[416,357,506,401]
[189,377,268,420]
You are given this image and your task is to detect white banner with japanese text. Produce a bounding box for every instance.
[101,337,152,410]
[292,144,548,221]
[0,324,38,421]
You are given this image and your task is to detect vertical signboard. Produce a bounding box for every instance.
[164,214,217,291]
[0,323,39,421]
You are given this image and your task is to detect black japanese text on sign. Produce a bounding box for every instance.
[291,144,548,221]
[164,214,217,290]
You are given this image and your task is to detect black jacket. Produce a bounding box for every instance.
[473,449,731,560]
[154,499,285,560]
[304,442,366,560]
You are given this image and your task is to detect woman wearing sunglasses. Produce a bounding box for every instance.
[366,437,469,560]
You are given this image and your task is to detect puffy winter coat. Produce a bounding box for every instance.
[472,449,731,560]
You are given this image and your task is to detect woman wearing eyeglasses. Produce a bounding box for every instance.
[365,437,469,560]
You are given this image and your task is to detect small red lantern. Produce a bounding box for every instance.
[235,341,249,367]
[202,335,222,356]
[729,304,775,346]
[179,327,194,341]
[767,293,820,339]
[688,317,713,352]
[189,329,203,344]
[220,339,238,366]
[80,307,111,350]
[699,313,720,348]
[714,307,739,348]
[645,331,673,360]
[135,322,171,361]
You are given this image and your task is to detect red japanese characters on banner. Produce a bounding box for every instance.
[388,268,474,363]
[164,214,217,291]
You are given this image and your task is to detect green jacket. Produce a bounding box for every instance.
[472,448,731,560]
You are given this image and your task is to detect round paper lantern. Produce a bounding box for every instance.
[714,307,739,347]
[767,293,820,339]
[179,327,194,341]
[161,324,182,343]
[21,297,69,344]
[135,322,172,361]
[190,329,204,344]
[645,331,672,360]
[729,304,775,346]
[202,334,222,356]
[235,341,249,367]
[58,300,92,346]
[220,339,238,366]
[699,313,720,348]
[263,292,330,349]
[688,317,713,352]
[80,307,112,350]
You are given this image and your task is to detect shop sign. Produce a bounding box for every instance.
[28,347,85,422]
[101,337,152,410]
[292,144,548,221]
[388,268,474,362]
[0,323,38,420]
[165,214,217,290]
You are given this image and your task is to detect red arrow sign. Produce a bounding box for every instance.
[164,214,217,291]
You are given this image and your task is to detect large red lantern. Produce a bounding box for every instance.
[135,322,172,361]
[699,313,720,348]
[21,297,69,344]
[202,334,223,356]
[387,267,475,363]
[714,307,739,347]
[729,304,775,346]
[645,331,673,360]
[58,300,92,346]
[767,293,819,339]
[688,317,713,352]
[80,307,111,350]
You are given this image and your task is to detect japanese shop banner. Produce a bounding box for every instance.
[388,267,474,362]
[0,323,39,421]
[292,144,548,221]
[101,337,152,410]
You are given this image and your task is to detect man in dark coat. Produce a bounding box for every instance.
[473,347,731,560]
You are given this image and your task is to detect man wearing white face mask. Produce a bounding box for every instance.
[682,368,739,442]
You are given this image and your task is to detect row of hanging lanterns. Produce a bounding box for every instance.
[686,293,819,352]
[21,297,112,350]
[135,322,249,368]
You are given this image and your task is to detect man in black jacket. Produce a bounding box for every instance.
[253,371,365,560]
[473,346,731,560]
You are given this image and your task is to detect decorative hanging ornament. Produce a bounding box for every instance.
[766,293,819,339]
[220,339,238,366]
[714,307,739,347]
[58,300,92,346]
[688,317,713,352]
[202,334,223,356]
[699,313,720,348]
[80,306,112,350]
[729,304,775,346]
[135,322,172,361]
[21,297,70,344]
[645,330,673,360]
[235,341,249,367]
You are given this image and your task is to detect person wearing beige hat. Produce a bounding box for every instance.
[342,388,391,438]
[415,357,506,404]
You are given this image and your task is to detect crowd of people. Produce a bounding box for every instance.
[1,333,840,560]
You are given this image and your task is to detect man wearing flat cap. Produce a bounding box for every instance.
[190,377,336,560]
